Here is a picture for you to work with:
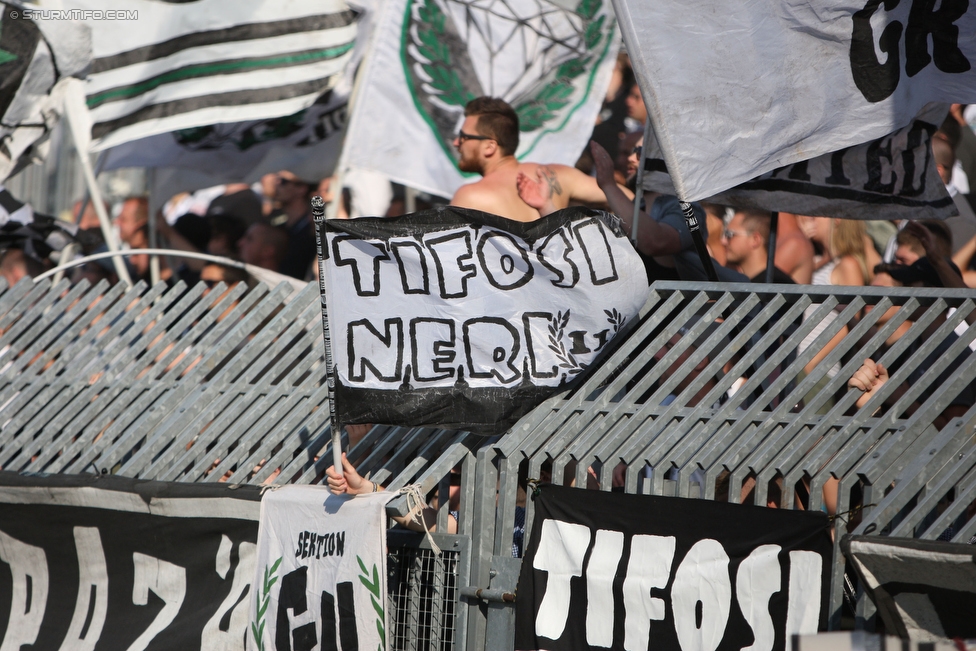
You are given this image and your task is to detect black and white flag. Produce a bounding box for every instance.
[516,485,833,651]
[641,103,955,221]
[613,0,976,201]
[0,5,90,182]
[53,0,360,151]
[0,472,260,650]
[103,91,348,199]
[320,206,650,435]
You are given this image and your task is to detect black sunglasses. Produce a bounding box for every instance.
[457,130,493,143]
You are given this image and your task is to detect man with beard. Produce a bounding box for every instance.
[449,97,607,221]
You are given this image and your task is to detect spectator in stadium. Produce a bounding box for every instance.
[932,134,976,254]
[115,196,159,282]
[772,213,815,284]
[702,203,728,267]
[237,222,288,272]
[722,208,794,283]
[0,248,43,286]
[892,219,953,266]
[518,140,746,281]
[451,97,609,222]
[269,170,317,279]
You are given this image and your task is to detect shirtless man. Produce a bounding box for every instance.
[449,96,607,221]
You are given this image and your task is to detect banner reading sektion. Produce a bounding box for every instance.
[250,486,392,651]
[321,206,650,434]
[613,0,976,201]
[0,472,260,651]
[641,103,955,222]
[515,485,833,651]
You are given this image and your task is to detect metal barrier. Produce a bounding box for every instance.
[2,277,975,650]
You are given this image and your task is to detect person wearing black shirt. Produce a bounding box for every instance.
[722,208,795,284]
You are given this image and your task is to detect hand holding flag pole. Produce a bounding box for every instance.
[311,195,343,473]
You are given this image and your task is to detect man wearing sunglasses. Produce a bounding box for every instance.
[449,97,608,222]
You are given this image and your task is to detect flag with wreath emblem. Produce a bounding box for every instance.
[341,0,620,198]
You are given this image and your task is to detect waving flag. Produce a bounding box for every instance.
[341,0,620,198]
[641,103,956,222]
[320,206,648,434]
[54,0,360,151]
[613,0,976,201]
[0,5,90,181]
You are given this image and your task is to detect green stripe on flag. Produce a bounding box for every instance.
[87,42,354,109]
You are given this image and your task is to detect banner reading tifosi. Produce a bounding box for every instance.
[516,485,833,651]
[320,206,650,434]
[0,472,260,651]
[250,486,392,651]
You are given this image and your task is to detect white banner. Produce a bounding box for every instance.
[613,0,976,201]
[250,486,393,651]
[641,103,956,221]
[321,206,650,434]
[342,0,620,198]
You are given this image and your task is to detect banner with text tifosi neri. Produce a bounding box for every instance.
[320,206,649,434]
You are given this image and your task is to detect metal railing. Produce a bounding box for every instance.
[0,277,974,649]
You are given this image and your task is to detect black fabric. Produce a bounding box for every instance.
[0,472,260,650]
[280,212,316,279]
[515,484,832,651]
[750,267,796,284]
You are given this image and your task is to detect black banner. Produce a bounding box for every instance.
[0,472,261,650]
[515,485,832,651]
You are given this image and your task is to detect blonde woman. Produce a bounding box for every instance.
[796,217,876,410]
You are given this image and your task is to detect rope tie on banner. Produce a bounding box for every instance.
[828,503,876,526]
[397,483,441,555]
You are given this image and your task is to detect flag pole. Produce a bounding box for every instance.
[630,118,652,245]
[64,92,133,288]
[765,211,779,283]
[679,201,718,282]
[311,195,343,474]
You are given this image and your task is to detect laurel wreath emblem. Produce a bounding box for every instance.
[250,556,282,651]
[403,0,611,162]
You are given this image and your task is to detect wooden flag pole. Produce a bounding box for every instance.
[311,195,343,474]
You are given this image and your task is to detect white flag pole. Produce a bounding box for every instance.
[63,80,133,288]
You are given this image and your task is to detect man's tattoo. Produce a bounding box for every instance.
[540,166,563,196]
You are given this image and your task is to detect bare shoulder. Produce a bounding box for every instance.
[833,255,866,286]
[450,180,492,209]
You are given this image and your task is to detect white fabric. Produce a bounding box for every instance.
[342,0,621,198]
[0,13,91,182]
[323,213,650,393]
[343,168,393,219]
[250,486,392,651]
[49,0,360,150]
[640,103,955,222]
[614,0,976,201]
